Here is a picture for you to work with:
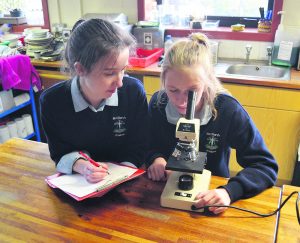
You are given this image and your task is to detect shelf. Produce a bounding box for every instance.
[25,133,35,140]
[10,133,35,140]
[0,101,31,119]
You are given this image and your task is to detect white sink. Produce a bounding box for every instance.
[226,64,290,79]
[214,60,291,81]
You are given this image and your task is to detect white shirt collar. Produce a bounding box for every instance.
[165,100,212,125]
[70,76,118,112]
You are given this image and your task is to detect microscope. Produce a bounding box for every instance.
[160,91,211,212]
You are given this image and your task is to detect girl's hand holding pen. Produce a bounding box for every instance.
[73,157,109,183]
[83,160,109,183]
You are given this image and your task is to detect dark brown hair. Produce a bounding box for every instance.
[65,18,135,75]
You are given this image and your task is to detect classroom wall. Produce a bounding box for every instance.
[47,0,138,28]
[47,0,299,29]
[46,0,299,61]
[282,0,300,26]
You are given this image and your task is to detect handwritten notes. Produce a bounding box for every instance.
[49,163,137,197]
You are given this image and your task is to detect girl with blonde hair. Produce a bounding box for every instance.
[146,33,278,214]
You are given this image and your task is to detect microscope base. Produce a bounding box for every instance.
[160,170,211,212]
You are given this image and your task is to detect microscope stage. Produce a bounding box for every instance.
[166,151,207,173]
[161,170,211,212]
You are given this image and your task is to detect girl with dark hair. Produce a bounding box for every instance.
[40,18,148,183]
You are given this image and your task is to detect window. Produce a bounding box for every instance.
[156,0,273,28]
[138,0,283,41]
[0,0,50,31]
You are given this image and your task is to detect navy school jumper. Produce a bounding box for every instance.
[40,76,149,168]
[146,92,278,202]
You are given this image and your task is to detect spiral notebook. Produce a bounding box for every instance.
[46,162,145,201]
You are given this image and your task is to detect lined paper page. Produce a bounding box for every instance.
[49,163,137,197]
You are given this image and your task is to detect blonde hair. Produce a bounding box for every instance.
[159,33,229,118]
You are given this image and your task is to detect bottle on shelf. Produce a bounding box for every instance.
[164,34,173,55]
[272,11,300,67]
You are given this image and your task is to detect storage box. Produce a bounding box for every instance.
[132,26,164,50]
[129,48,163,67]
[0,89,15,113]
[201,20,220,29]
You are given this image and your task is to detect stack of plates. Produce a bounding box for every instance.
[30,29,49,39]
[23,27,42,37]
[25,29,53,57]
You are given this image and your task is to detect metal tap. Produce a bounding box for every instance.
[245,45,252,64]
[266,46,273,66]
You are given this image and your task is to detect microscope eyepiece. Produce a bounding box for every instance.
[185,90,197,120]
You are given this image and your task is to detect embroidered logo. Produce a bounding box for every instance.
[112,116,126,137]
[205,132,220,153]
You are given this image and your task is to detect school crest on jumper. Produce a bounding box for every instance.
[112,116,126,137]
[205,132,220,153]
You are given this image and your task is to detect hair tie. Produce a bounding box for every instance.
[189,34,207,47]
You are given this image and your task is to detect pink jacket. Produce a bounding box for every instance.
[0,55,42,91]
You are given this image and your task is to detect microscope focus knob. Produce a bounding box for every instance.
[178,174,193,191]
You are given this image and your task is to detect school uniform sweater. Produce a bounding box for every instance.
[146,92,278,203]
[40,76,149,169]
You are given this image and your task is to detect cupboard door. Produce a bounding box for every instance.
[229,106,300,184]
[223,83,300,184]
[37,70,70,89]
[223,83,300,112]
[143,76,161,102]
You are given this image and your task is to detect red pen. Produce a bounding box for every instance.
[79,151,99,167]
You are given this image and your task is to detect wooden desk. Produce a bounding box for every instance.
[0,138,281,242]
[276,185,300,242]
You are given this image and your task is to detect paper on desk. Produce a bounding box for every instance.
[49,162,137,197]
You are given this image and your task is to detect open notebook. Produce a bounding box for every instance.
[46,162,145,201]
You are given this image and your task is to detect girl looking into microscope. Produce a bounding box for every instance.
[146,33,278,214]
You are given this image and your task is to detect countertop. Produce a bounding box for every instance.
[31,59,300,90]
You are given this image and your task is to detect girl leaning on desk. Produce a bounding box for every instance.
[146,33,278,214]
[40,18,148,183]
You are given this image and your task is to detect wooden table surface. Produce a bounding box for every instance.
[276,185,300,242]
[0,138,282,242]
